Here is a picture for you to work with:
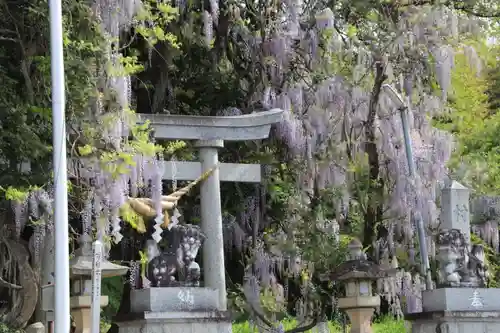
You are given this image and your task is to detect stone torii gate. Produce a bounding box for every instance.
[139,109,284,310]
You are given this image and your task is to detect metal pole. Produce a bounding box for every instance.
[399,106,433,290]
[49,0,71,332]
[399,107,415,177]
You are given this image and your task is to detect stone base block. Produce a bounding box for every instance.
[116,311,232,333]
[130,287,219,312]
[406,310,500,333]
[422,288,500,312]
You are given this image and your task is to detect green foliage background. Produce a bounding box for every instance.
[436,41,500,195]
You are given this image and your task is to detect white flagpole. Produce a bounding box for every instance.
[49,0,71,332]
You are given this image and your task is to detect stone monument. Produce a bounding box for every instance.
[406,180,500,333]
[114,109,283,333]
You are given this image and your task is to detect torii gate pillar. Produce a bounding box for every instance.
[195,139,226,309]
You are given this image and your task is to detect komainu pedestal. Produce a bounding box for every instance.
[115,287,232,333]
[406,227,500,333]
[406,288,500,333]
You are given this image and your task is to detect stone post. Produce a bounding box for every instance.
[440,180,470,245]
[69,235,128,333]
[195,139,227,311]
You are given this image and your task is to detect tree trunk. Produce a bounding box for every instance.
[362,61,387,252]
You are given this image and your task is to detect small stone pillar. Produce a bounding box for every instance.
[440,180,471,246]
[322,239,396,333]
[69,235,128,333]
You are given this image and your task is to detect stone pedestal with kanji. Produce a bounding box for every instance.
[405,181,500,333]
[321,239,396,333]
[406,287,500,333]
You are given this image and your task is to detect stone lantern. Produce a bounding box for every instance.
[322,238,396,333]
[69,235,128,333]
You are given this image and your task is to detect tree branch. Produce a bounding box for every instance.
[245,287,322,333]
[285,317,319,333]
[0,276,22,289]
[0,37,18,42]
